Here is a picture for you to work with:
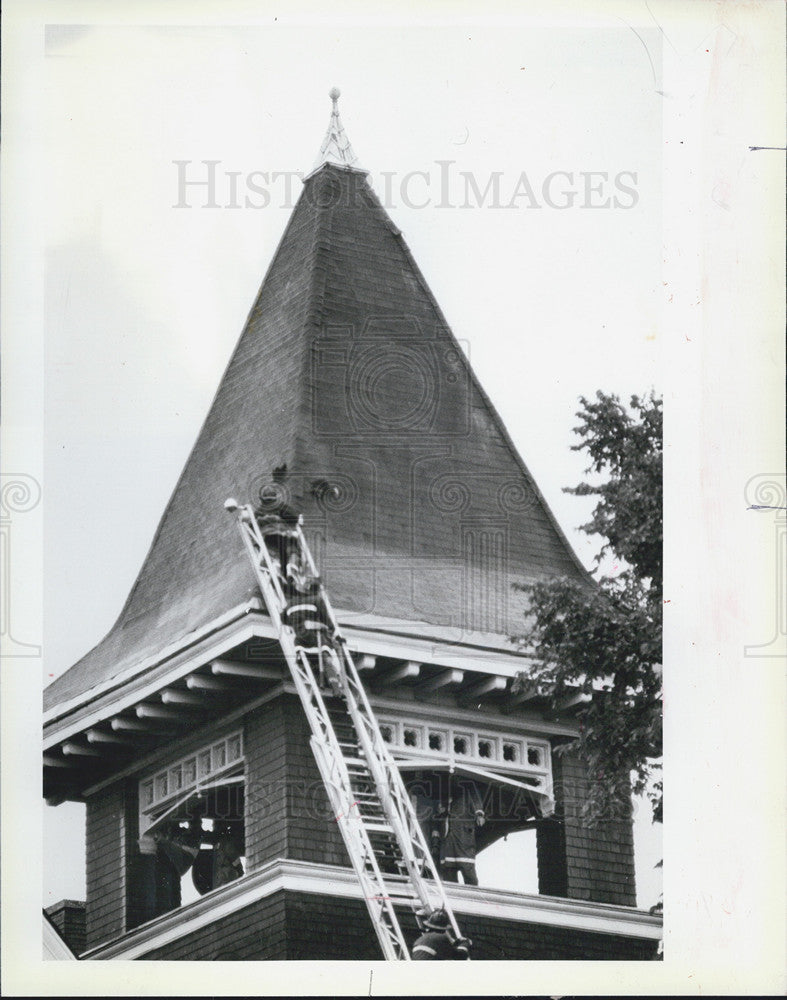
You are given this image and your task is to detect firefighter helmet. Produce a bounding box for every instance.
[424,908,451,931]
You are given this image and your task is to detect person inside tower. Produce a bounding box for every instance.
[405,778,442,870]
[156,818,203,879]
[212,821,245,887]
[137,818,203,920]
[191,821,245,895]
[253,464,301,575]
[412,909,471,960]
[281,558,344,696]
[435,777,486,886]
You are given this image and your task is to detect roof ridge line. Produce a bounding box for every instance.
[291,170,342,475]
[82,196,315,645]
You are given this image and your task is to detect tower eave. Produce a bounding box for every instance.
[302,160,370,183]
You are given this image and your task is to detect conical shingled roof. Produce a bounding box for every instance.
[44,141,587,713]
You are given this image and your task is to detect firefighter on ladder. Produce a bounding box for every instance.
[281,559,344,696]
[246,467,344,695]
[253,465,301,574]
[412,909,471,960]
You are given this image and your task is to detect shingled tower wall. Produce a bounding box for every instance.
[80,696,644,957]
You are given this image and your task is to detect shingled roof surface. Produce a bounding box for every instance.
[44,163,588,713]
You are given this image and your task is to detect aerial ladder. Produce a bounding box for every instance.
[225,498,466,961]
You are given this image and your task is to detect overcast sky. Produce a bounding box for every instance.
[36,15,668,911]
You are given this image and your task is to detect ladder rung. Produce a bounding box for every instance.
[381,888,420,900]
[364,822,395,834]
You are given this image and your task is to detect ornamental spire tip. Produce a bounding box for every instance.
[314,86,360,171]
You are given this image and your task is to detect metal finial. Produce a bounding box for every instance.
[313,87,359,170]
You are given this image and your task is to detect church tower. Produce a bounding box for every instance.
[43,92,660,960]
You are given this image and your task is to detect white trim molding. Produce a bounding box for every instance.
[45,605,541,739]
[139,730,244,824]
[81,858,662,960]
[44,614,271,748]
[44,600,266,727]
[45,615,579,768]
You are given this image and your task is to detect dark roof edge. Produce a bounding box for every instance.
[45,899,86,912]
[108,181,319,624]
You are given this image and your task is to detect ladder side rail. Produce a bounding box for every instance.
[339,650,462,933]
[310,736,409,961]
[238,512,345,755]
[291,521,464,938]
[235,507,412,959]
[294,522,321,577]
[258,609,409,956]
[309,735,410,961]
[311,628,437,903]
[239,508,289,609]
[343,666,430,866]
[287,647,409,959]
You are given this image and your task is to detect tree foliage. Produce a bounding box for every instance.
[512,391,663,825]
